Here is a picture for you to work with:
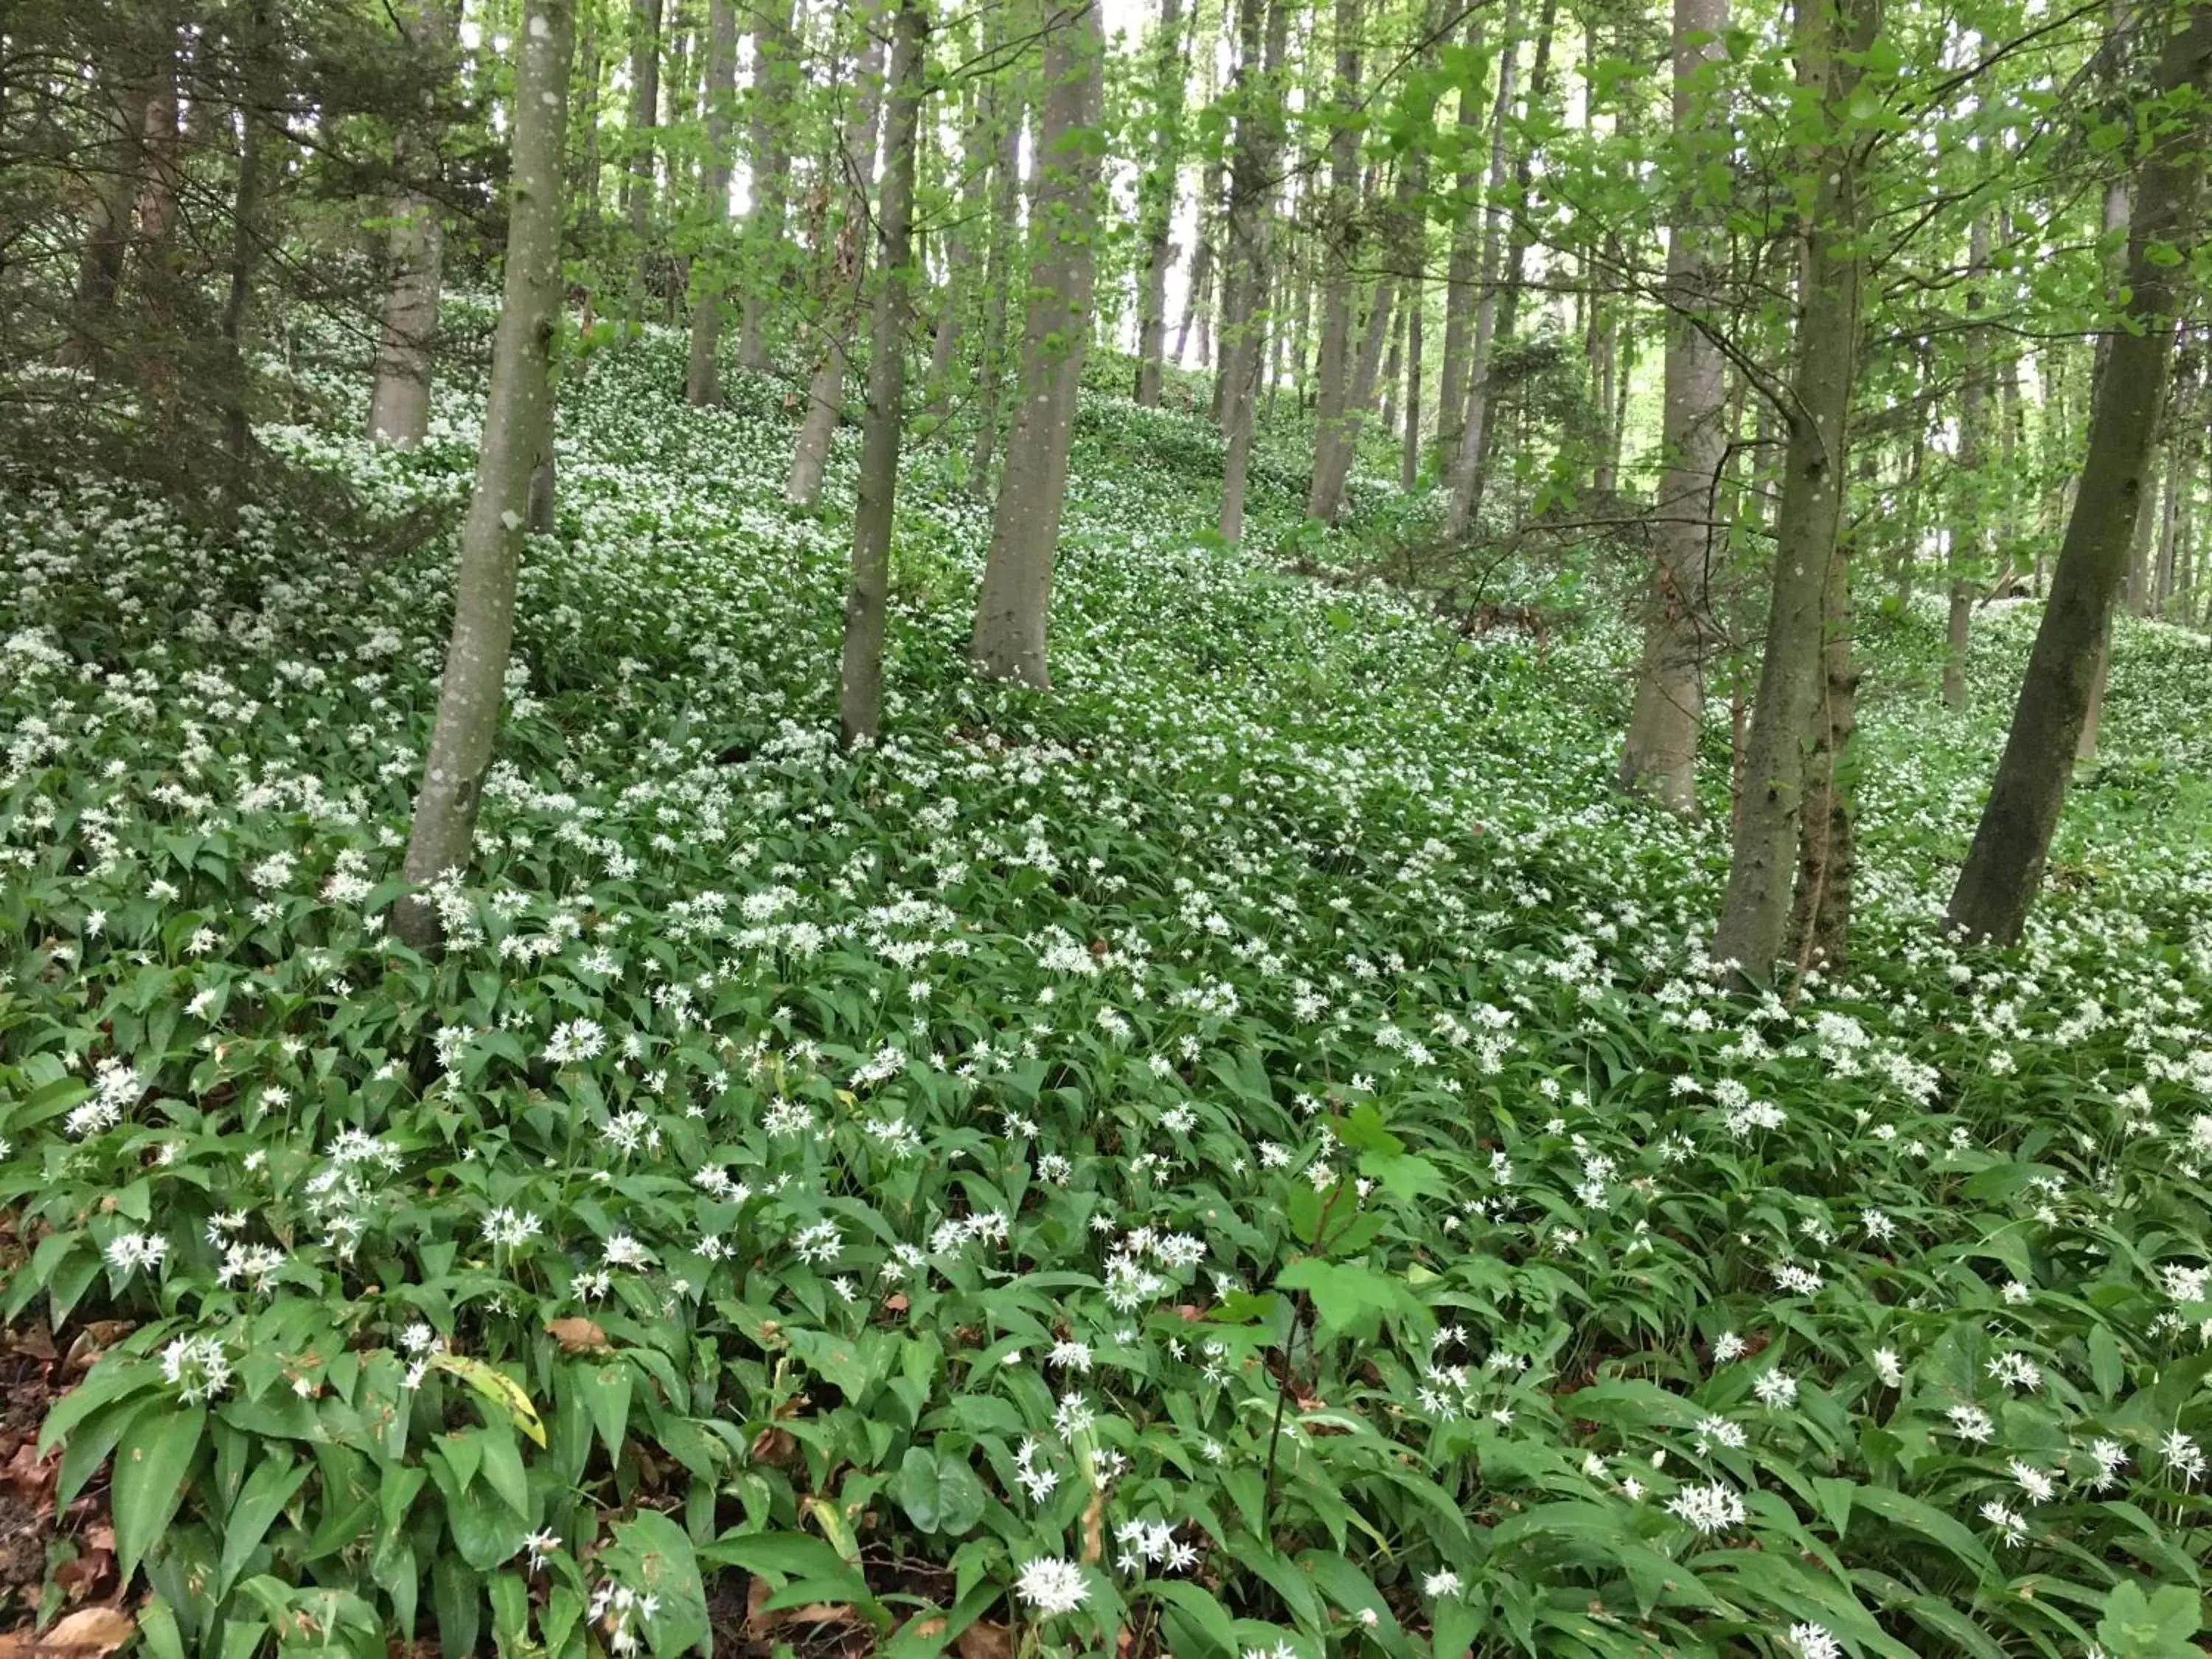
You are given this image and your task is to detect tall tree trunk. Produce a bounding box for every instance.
[2154,431,2182,608]
[396,0,572,949]
[926,69,988,414]
[1380,300,1405,443]
[736,0,797,369]
[1433,9,1489,473]
[968,0,1107,683]
[1787,523,1858,972]
[1440,8,1522,535]
[1133,0,1189,406]
[623,0,664,335]
[841,0,926,748]
[1305,0,1364,524]
[1458,0,1559,527]
[684,0,739,403]
[1946,3,2212,944]
[969,60,1029,485]
[65,52,146,374]
[369,2,459,446]
[1402,283,1424,487]
[1943,214,1993,708]
[1218,0,1290,543]
[1618,0,1728,813]
[219,1,276,485]
[1711,0,1875,978]
[786,10,887,506]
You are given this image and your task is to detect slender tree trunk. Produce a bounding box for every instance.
[735,0,797,369]
[1947,3,2212,943]
[1134,0,1189,406]
[927,70,989,415]
[1380,300,1405,443]
[219,1,276,484]
[1942,215,1993,707]
[622,0,664,335]
[1787,521,1858,972]
[2154,433,2182,608]
[368,3,459,445]
[841,0,926,748]
[1433,10,1489,473]
[969,0,1107,683]
[1402,285,1424,487]
[1459,0,1559,526]
[1441,9,1522,535]
[1711,0,1875,977]
[65,55,145,375]
[786,10,887,505]
[684,0,739,403]
[970,60,1029,485]
[396,0,572,949]
[1306,0,1364,524]
[1618,0,1729,813]
[1219,0,1290,543]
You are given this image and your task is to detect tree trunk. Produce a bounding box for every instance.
[1433,10,1489,475]
[1946,3,2212,944]
[1305,0,1364,524]
[1440,9,1522,536]
[1134,0,1189,406]
[840,0,926,748]
[785,10,887,506]
[396,0,572,950]
[64,53,146,375]
[1711,0,1875,978]
[969,59,1029,486]
[368,2,459,445]
[2154,434,2182,609]
[736,0,798,369]
[1941,214,1993,707]
[968,0,1107,683]
[1380,299,1405,445]
[1218,0,1290,544]
[1402,284,1424,487]
[926,70,988,415]
[622,0,664,335]
[219,1,277,485]
[1458,0,1559,526]
[1618,0,1729,813]
[1787,524,1857,973]
[684,0,739,403]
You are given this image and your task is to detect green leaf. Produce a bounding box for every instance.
[1276,1258,1416,1340]
[218,1450,311,1599]
[114,1405,206,1581]
[605,1510,710,1655]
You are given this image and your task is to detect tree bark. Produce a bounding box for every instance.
[969,0,1107,683]
[926,69,988,415]
[1945,3,2212,944]
[1711,0,1875,977]
[1432,10,1489,475]
[785,9,887,505]
[736,0,798,369]
[1402,281,1424,487]
[684,0,740,403]
[1787,523,1857,973]
[368,3,459,446]
[1133,0,1189,406]
[1218,0,1291,543]
[1942,214,1993,707]
[1305,0,1364,524]
[397,0,572,949]
[841,0,926,748]
[622,0,664,335]
[1618,0,1729,813]
[969,58,1029,485]
[1440,8,1522,536]
[219,1,277,485]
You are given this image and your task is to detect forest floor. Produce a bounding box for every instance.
[1,324,2211,1657]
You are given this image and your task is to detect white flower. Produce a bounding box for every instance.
[1422,1569,1462,1599]
[1791,1624,1843,1659]
[1752,1368,1798,1409]
[1980,1499,2028,1545]
[161,1334,232,1404]
[1872,1348,1905,1388]
[1665,1481,1747,1536]
[1013,1557,1090,1616]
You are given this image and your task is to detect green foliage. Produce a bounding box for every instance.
[4,321,2211,1659]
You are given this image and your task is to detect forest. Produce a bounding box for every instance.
[3,0,2212,1654]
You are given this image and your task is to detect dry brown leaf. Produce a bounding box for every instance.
[546,1317,611,1354]
[1079,1481,1105,1565]
[955,1621,1012,1659]
[0,1607,139,1656]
